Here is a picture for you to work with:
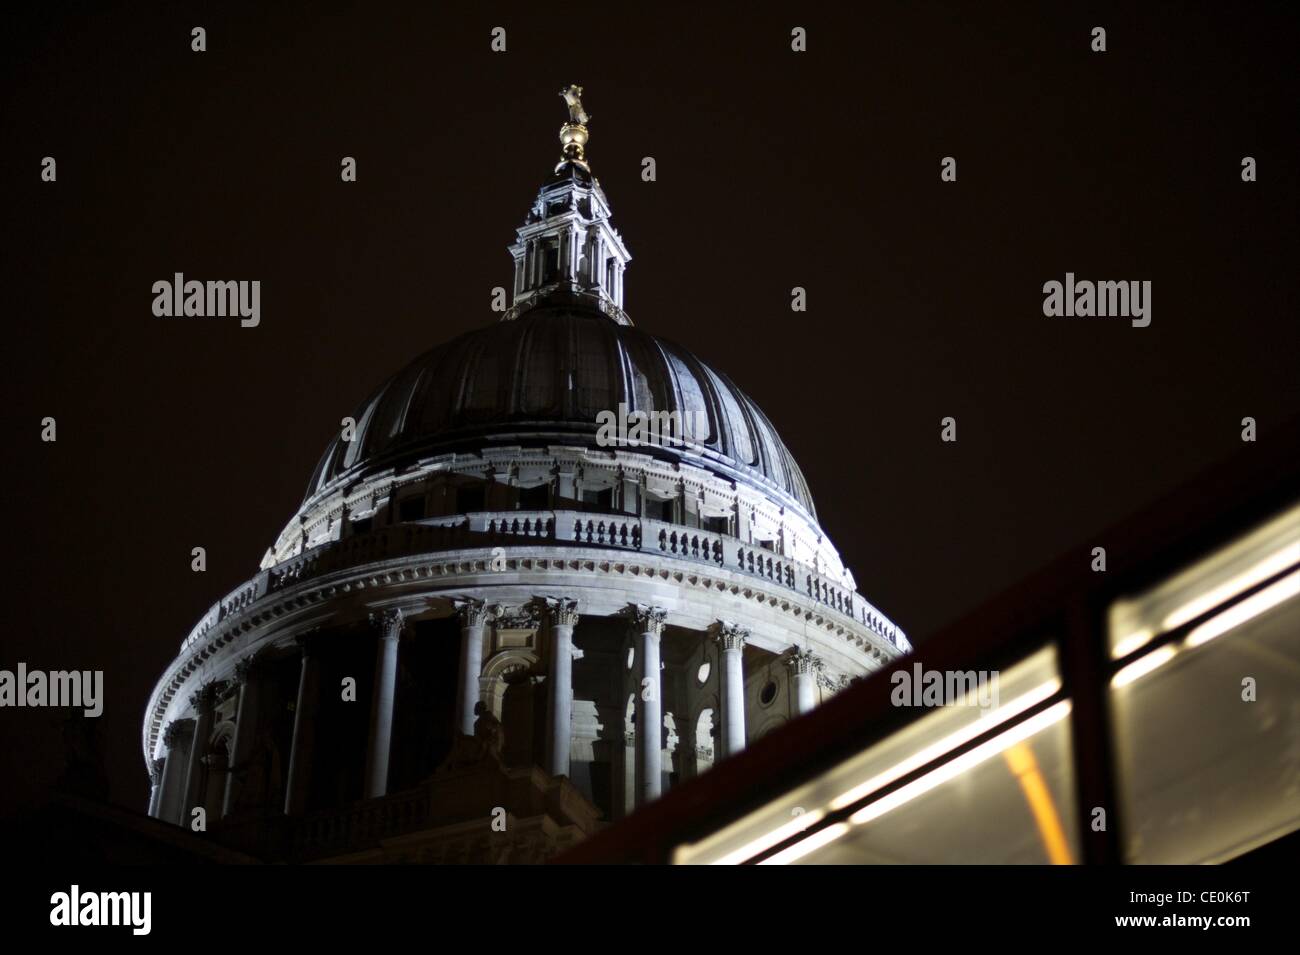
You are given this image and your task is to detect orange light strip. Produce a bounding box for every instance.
[1003,742,1073,864]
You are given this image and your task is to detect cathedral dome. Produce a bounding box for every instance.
[304,302,818,519]
[143,88,908,862]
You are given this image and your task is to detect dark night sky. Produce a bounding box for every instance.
[1,2,1297,816]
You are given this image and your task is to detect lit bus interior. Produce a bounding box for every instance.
[673,502,1300,864]
[557,429,1300,866]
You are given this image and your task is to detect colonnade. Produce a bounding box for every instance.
[149,599,828,823]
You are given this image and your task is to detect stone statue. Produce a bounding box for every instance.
[472,700,503,761]
[441,701,504,770]
[560,84,590,125]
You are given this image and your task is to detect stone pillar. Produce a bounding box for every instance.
[556,468,576,502]
[629,605,668,806]
[364,608,404,799]
[452,599,493,736]
[592,233,604,288]
[788,647,822,716]
[182,683,219,821]
[222,655,261,817]
[157,719,193,824]
[284,635,321,815]
[146,758,165,818]
[544,597,580,778]
[714,622,749,758]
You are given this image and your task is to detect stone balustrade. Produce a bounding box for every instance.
[180,509,908,652]
[294,784,432,857]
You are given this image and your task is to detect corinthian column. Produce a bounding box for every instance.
[222,654,261,817]
[284,634,320,815]
[146,758,165,818]
[182,683,220,820]
[713,622,749,758]
[157,718,193,824]
[364,608,404,798]
[787,647,822,716]
[628,604,668,806]
[452,599,493,736]
[543,597,580,778]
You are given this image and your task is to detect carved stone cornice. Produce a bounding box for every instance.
[451,597,496,629]
[711,620,749,651]
[162,718,194,748]
[184,538,899,659]
[541,596,580,629]
[369,607,405,640]
[786,646,823,675]
[625,604,667,636]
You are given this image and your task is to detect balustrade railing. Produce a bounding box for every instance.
[567,516,641,548]
[647,519,724,565]
[294,785,433,857]
[182,509,906,650]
